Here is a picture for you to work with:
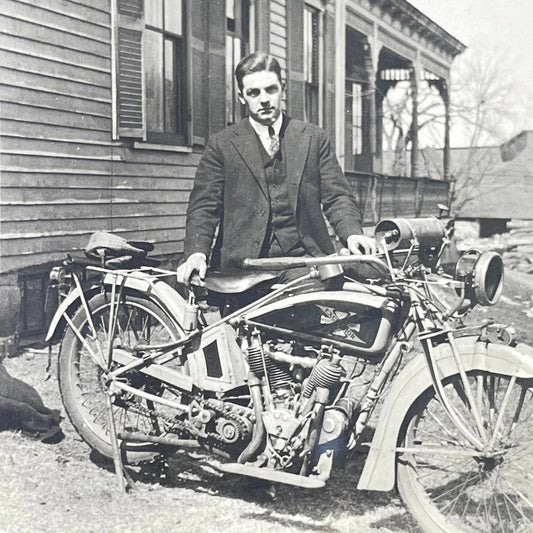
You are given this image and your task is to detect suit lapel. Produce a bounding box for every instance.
[284,119,310,210]
[230,119,268,199]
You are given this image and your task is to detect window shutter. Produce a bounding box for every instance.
[287,1,304,119]
[207,0,225,136]
[323,9,336,138]
[190,0,208,144]
[115,0,146,139]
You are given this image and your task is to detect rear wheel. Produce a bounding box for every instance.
[59,292,186,463]
[397,370,533,533]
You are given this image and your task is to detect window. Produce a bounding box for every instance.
[303,4,319,125]
[226,0,251,126]
[144,0,187,144]
[344,26,368,170]
[346,81,363,157]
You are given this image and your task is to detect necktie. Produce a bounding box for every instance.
[268,125,280,158]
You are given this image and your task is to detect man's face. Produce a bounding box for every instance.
[238,70,284,126]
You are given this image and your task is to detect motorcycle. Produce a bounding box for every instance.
[45,217,533,533]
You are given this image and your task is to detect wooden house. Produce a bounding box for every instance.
[0,0,464,345]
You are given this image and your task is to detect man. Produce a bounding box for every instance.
[177,52,376,285]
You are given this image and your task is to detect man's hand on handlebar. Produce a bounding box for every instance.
[345,234,378,256]
[177,252,207,286]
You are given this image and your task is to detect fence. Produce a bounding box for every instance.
[345,172,450,224]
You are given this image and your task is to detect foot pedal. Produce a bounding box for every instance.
[216,462,325,489]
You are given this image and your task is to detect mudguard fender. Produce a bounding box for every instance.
[45,285,98,344]
[45,272,248,392]
[357,336,533,492]
[44,272,188,345]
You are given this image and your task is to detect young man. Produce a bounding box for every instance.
[177,52,376,285]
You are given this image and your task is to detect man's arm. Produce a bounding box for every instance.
[316,131,376,254]
[178,137,225,284]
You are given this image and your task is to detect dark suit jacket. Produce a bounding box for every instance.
[183,117,363,270]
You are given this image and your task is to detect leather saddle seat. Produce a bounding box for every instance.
[202,270,277,294]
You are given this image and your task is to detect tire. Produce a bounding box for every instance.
[59,291,186,463]
[397,370,533,533]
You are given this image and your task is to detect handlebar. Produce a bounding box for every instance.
[242,254,390,272]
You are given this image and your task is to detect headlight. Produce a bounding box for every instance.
[455,250,504,306]
[375,217,446,251]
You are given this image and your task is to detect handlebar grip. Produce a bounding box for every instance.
[242,257,307,270]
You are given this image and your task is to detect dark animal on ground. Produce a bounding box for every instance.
[0,362,63,443]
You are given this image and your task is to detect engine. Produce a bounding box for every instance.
[237,324,373,479]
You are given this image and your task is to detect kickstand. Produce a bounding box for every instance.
[45,345,53,381]
[106,391,135,493]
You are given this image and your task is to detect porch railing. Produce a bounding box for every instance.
[345,172,450,225]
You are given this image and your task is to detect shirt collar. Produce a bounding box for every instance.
[249,113,284,138]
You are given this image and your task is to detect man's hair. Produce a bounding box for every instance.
[235,52,282,92]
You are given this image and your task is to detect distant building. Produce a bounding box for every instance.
[383,130,533,235]
[0,0,464,345]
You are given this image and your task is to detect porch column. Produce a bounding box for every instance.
[440,79,451,181]
[363,41,376,155]
[409,64,420,178]
[375,79,385,158]
[334,0,346,168]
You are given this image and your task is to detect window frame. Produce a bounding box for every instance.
[225,0,252,126]
[144,0,188,145]
[303,1,323,126]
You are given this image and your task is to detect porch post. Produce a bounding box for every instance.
[442,79,451,181]
[363,41,376,156]
[409,64,420,178]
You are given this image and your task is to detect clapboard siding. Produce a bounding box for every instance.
[0,0,199,273]
[0,15,109,57]
[1,50,110,86]
[0,86,111,116]
[0,34,109,70]
[270,0,287,70]
[2,214,186,235]
[1,138,117,158]
[1,102,112,131]
[18,0,110,23]
[1,172,196,191]
[3,1,109,40]
[1,120,111,144]
[2,201,188,221]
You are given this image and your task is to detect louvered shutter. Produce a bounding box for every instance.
[207,0,225,136]
[115,0,146,139]
[323,8,336,138]
[190,0,208,144]
[287,1,304,119]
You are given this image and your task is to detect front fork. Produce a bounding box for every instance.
[413,298,508,451]
[346,321,416,449]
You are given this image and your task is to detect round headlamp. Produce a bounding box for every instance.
[455,250,504,307]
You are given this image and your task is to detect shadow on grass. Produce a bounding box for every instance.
[83,425,417,532]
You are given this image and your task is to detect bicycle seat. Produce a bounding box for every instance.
[203,270,277,294]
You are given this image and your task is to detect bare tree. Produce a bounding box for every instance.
[447,47,526,215]
[381,46,526,214]
[451,48,523,147]
[382,80,444,175]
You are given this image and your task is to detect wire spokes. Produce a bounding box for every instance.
[401,371,533,532]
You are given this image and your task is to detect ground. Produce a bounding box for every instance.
[0,270,532,533]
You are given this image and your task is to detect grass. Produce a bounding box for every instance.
[1,270,531,533]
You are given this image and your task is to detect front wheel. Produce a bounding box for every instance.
[58,291,186,463]
[397,370,533,533]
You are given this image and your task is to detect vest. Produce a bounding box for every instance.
[256,120,306,258]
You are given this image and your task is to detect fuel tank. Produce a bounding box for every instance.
[245,290,400,357]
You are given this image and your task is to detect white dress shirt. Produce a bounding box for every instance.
[248,113,283,153]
